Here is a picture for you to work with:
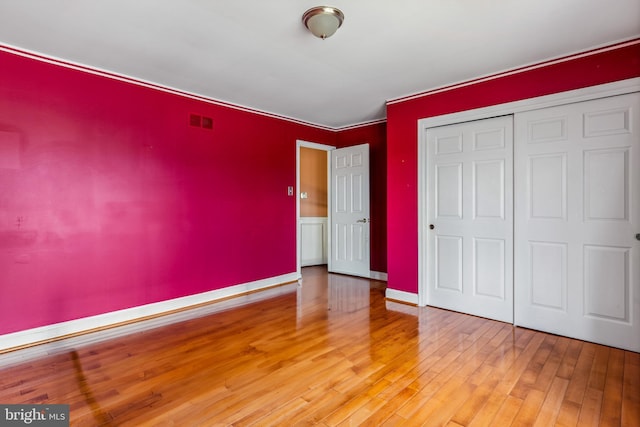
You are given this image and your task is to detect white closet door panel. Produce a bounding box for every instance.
[529,241,567,311]
[474,237,505,299]
[427,115,513,323]
[515,92,640,352]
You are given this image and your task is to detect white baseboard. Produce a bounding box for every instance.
[385,299,420,315]
[0,272,299,354]
[370,271,388,281]
[385,288,418,305]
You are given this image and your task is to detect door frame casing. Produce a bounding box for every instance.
[296,140,335,279]
[417,77,640,307]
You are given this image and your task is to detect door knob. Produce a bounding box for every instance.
[429,224,435,230]
[636,233,640,241]
[356,218,369,223]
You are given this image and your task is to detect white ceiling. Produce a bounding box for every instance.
[0,1,638,129]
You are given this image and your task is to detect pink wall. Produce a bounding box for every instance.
[386,40,640,294]
[0,49,339,335]
[336,122,387,273]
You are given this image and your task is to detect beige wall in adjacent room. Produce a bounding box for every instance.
[300,147,327,217]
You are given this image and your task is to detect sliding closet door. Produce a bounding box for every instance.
[426,116,513,323]
[514,92,640,352]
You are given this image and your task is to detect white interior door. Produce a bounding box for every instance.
[329,144,370,277]
[426,116,513,323]
[515,93,640,352]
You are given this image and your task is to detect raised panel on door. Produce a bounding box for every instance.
[426,115,513,323]
[529,241,567,311]
[584,148,629,221]
[528,153,567,220]
[515,92,640,352]
[435,235,463,292]
[435,163,462,219]
[473,159,505,219]
[474,237,505,299]
[351,223,366,262]
[584,245,629,322]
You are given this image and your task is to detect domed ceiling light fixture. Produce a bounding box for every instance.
[302,6,344,39]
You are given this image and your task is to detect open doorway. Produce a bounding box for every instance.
[296,140,335,278]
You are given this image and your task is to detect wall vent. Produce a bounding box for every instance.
[189,113,201,127]
[189,113,213,130]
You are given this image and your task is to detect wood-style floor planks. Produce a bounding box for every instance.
[0,266,638,426]
[600,348,625,426]
[621,351,640,426]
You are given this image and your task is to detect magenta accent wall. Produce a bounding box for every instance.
[0,50,342,335]
[386,41,640,294]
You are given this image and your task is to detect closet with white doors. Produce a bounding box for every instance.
[421,89,640,352]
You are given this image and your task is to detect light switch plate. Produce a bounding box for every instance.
[287,186,294,196]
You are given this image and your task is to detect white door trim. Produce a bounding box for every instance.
[296,140,335,279]
[418,77,640,307]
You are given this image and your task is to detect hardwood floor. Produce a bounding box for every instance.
[0,266,638,426]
